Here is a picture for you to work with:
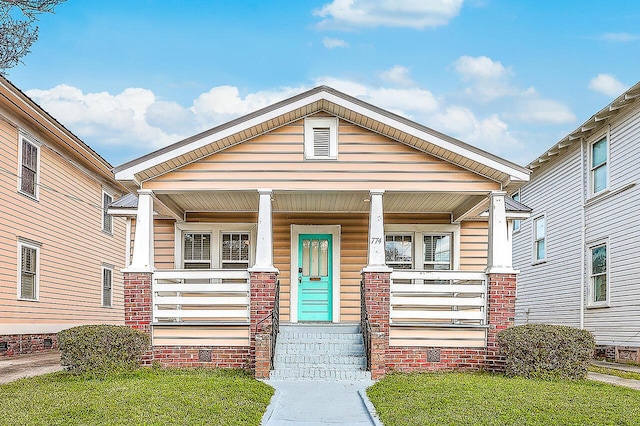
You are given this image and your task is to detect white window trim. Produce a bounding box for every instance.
[174,222,256,269]
[512,190,521,233]
[588,130,610,198]
[17,239,40,301]
[17,134,41,200]
[383,224,461,270]
[101,265,114,308]
[290,224,341,324]
[532,214,547,265]
[304,117,338,160]
[102,190,114,234]
[587,239,609,308]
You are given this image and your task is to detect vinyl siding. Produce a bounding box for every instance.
[142,117,500,193]
[0,119,126,334]
[513,143,583,328]
[582,107,640,346]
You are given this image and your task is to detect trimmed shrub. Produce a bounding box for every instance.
[497,324,595,380]
[58,325,150,375]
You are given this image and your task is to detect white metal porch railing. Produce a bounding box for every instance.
[152,269,250,324]
[390,270,487,327]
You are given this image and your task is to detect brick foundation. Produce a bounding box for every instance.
[386,347,489,371]
[151,346,251,368]
[362,270,391,379]
[485,273,517,372]
[0,333,58,357]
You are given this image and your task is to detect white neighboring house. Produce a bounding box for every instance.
[513,81,640,364]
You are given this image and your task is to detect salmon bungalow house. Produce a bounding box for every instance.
[112,86,531,379]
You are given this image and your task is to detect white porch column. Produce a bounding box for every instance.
[128,189,155,272]
[364,190,392,271]
[486,191,514,273]
[249,189,278,272]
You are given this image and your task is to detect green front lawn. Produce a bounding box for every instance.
[368,372,640,425]
[590,365,640,381]
[0,369,273,426]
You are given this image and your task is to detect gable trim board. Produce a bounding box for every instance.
[114,86,529,188]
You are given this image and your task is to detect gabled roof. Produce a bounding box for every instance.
[114,86,529,189]
[529,80,640,171]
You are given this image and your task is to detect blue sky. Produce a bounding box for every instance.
[5,0,640,167]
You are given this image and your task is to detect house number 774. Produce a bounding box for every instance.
[370,237,383,244]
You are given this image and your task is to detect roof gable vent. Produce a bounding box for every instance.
[304,117,338,160]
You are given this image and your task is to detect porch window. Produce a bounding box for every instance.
[18,241,39,300]
[19,136,39,198]
[423,234,452,270]
[590,243,608,305]
[183,233,211,269]
[590,136,608,195]
[533,216,546,262]
[385,235,413,269]
[102,266,113,307]
[221,232,250,269]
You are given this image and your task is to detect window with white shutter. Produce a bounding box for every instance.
[304,117,338,160]
[103,191,113,233]
[102,266,113,307]
[183,233,211,269]
[18,241,39,300]
[19,136,39,198]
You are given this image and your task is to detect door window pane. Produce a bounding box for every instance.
[302,239,310,276]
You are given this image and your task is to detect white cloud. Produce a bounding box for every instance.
[508,98,576,124]
[454,55,515,101]
[313,0,464,30]
[588,74,628,97]
[431,106,523,155]
[599,33,640,42]
[379,65,414,86]
[322,37,349,48]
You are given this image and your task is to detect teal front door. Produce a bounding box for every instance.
[298,234,332,322]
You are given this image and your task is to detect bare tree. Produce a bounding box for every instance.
[1,0,66,72]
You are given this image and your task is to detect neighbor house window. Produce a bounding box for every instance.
[590,243,608,305]
[19,136,39,198]
[512,191,521,232]
[423,234,452,270]
[221,232,250,269]
[18,241,39,300]
[102,191,113,233]
[590,136,608,195]
[385,235,413,269]
[102,266,113,307]
[183,233,211,269]
[304,117,338,160]
[533,216,546,262]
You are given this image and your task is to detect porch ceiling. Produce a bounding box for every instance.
[153,190,489,215]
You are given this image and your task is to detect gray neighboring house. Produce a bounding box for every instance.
[513,81,640,364]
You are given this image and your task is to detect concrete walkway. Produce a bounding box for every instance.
[261,379,382,426]
[0,351,63,385]
[589,361,640,390]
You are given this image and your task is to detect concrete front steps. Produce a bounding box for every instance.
[270,324,371,380]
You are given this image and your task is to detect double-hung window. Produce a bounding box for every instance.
[18,241,39,300]
[183,233,212,269]
[590,136,608,195]
[512,192,521,232]
[533,216,546,262]
[590,243,608,305]
[102,266,113,307]
[423,234,452,270]
[385,235,413,270]
[221,232,250,269]
[102,192,113,233]
[19,136,39,198]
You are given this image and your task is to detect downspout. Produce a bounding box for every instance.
[579,138,586,329]
[125,217,132,268]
